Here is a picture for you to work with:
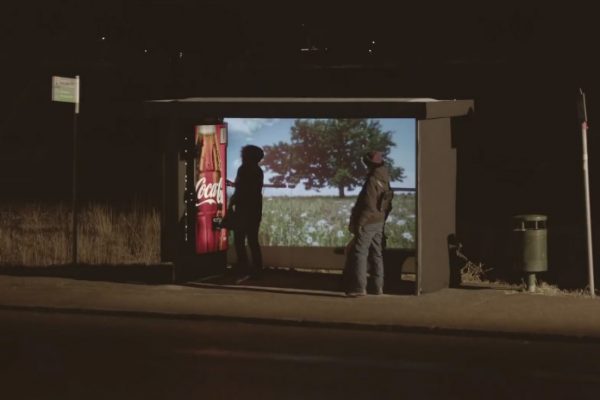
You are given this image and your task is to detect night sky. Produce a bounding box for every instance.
[1,1,598,204]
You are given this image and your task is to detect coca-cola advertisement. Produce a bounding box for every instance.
[195,124,228,254]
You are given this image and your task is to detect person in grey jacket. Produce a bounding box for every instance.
[344,151,393,297]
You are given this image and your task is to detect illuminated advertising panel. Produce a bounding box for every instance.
[194,124,228,253]
[225,118,416,249]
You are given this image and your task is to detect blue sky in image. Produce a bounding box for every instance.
[225,118,416,197]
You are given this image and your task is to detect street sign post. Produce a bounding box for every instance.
[52,75,80,265]
[578,88,595,298]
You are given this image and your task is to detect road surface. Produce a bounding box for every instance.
[1,309,599,399]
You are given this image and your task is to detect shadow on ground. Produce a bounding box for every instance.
[185,268,416,296]
[0,265,416,295]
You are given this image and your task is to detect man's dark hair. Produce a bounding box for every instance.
[242,145,264,164]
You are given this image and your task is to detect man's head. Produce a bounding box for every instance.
[362,151,384,168]
[241,145,264,164]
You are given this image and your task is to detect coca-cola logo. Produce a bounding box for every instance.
[196,177,223,206]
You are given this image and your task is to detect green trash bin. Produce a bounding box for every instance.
[513,215,548,292]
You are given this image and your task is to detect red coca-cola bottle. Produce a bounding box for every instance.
[217,124,228,251]
[195,124,227,253]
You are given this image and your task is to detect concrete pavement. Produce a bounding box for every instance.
[1,271,600,341]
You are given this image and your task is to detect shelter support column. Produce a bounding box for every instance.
[417,117,456,294]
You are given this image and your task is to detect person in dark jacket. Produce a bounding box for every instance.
[344,150,393,296]
[230,145,264,278]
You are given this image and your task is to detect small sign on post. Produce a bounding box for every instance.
[52,75,80,113]
[52,75,81,264]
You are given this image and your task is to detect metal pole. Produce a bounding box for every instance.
[582,120,595,297]
[526,273,537,293]
[580,89,595,297]
[71,76,80,265]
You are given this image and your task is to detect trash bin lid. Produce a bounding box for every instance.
[513,214,547,222]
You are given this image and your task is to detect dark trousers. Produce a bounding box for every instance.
[233,222,263,274]
[344,222,385,293]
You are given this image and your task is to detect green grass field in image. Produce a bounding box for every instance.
[255,193,415,248]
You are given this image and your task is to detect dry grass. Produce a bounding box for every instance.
[0,202,160,266]
[460,261,494,284]
[455,244,592,296]
[530,281,589,297]
[459,261,592,297]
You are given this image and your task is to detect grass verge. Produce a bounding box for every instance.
[0,202,160,266]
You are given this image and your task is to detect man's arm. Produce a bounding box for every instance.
[356,177,380,227]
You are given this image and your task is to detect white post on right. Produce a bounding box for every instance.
[579,89,595,298]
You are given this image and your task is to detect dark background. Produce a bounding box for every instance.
[1,1,598,286]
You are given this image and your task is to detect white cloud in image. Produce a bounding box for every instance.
[226,118,278,140]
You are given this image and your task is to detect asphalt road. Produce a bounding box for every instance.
[1,309,600,400]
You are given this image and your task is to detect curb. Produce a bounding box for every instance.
[2,303,599,345]
[0,265,175,285]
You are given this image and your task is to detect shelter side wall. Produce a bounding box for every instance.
[417,118,456,293]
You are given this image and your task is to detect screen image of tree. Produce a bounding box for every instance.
[225,118,416,249]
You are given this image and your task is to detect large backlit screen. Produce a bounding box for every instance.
[225,118,416,249]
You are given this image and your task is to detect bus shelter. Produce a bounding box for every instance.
[145,97,474,294]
